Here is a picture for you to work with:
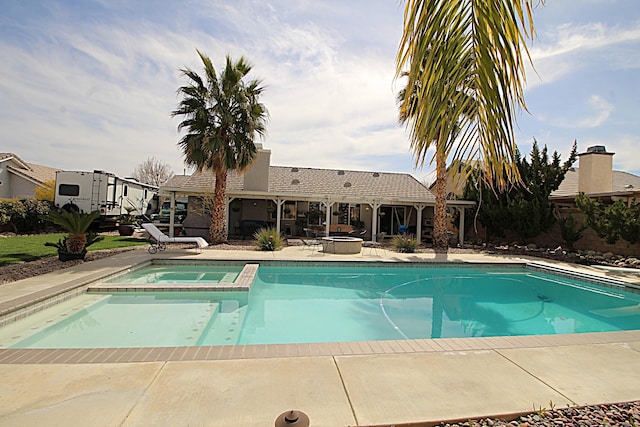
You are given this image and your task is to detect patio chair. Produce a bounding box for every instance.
[302,228,322,254]
[142,223,209,254]
[364,231,386,256]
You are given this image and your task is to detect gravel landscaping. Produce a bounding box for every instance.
[434,401,640,427]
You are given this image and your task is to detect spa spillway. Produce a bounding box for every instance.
[321,236,363,254]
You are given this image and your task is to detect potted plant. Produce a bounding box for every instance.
[230,200,242,213]
[42,209,103,261]
[117,207,137,236]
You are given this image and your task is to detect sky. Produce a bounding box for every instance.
[1,0,639,183]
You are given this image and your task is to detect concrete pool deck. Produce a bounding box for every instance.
[1,245,640,426]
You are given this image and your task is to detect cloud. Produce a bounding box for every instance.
[543,95,614,129]
[526,21,640,89]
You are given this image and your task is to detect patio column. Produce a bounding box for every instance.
[414,204,424,244]
[370,201,381,242]
[168,191,176,237]
[458,206,465,246]
[275,199,285,234]
[322,199,331,237]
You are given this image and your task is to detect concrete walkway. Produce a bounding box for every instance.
[1,245,640,426]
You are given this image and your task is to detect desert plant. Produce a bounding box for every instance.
[117,207,138,225]
[254,227,283,251]
[392,234,419,253]
[41,209,101,254]
[45,232,104,252]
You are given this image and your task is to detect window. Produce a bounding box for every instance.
[123,185,128,197]
[58,184,80,196]
[308,202,325,225]
[283,202,296,219]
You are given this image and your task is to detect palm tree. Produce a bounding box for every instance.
[398,56,473,248]
[396,0,541,248]
[172,50,268,243]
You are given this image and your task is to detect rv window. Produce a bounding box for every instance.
[58,184,80,196]
[123,185,128,196]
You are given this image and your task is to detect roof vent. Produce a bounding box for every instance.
[372,172,380,177]
[586,145,607,154]
[337,170,345,175]
[343,182,351,188]
[291,179,300,185]
[625,184,634,189]
[291,167,299,172]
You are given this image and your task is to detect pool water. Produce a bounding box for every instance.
[106,265,243,284]
[2,265,639,349]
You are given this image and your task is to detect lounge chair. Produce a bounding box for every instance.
[141,223,209,254]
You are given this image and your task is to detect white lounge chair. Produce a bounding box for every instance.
[141,223,209,254]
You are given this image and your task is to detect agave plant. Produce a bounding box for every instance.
[42,210,101,254]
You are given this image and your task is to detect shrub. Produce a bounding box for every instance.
[576,193,640,245]
[559,215,587,251]
[254,227,283,251]
[392,234,419,253]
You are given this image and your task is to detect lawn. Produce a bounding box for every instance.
[0,233,148,266]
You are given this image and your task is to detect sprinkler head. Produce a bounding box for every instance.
[274,410,310,426]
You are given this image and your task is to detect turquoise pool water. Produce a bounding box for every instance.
[2,264,639,349]
[106,265,243,284]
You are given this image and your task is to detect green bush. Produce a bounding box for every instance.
[576,193,640,245]
[392,234,419,253]
[0,198,52,233]
[559,215,587,251]
[254,227,283,251]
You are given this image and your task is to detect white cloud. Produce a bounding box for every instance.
[526,21,640,89]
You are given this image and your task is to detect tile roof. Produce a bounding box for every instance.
[164,166,436,203]
[551,168,640,198]
[1,153,59,185]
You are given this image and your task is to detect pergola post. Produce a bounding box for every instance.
[275,199,285,234]
[370,201,381,242]
[458,206,465,246]
[168,191,176,237]
[414,204,425,244]
[322,199,331,237]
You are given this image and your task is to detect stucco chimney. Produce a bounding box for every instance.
[243,144,271,192]
[577,145,613,195]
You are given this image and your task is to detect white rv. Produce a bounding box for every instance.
[54,170,158,219]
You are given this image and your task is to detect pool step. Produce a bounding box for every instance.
[86,263,260,293]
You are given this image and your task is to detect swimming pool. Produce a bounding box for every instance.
[1,263,639,349]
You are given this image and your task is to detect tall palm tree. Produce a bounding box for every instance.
[396,0,541,248]
[172,50,268,244]
[398,56,473,248]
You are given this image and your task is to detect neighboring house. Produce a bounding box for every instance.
[0,153,59,199]
[160,145,474,243]
[548,146,640,255]
[550,145,640,204]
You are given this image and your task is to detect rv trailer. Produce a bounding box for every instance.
[54,170,158,222]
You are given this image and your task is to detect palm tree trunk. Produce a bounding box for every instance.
[67,233,87,254]
[433,147,449,249]
[209,168,228,244]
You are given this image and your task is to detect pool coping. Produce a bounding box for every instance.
[1,251,640,364]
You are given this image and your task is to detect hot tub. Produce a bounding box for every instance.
[321,236,363,254]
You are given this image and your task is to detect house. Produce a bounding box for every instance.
[159,145,475,243]
[0,153,59,199]
[550,145,640,204]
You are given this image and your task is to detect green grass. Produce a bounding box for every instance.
[0,233,149,266]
